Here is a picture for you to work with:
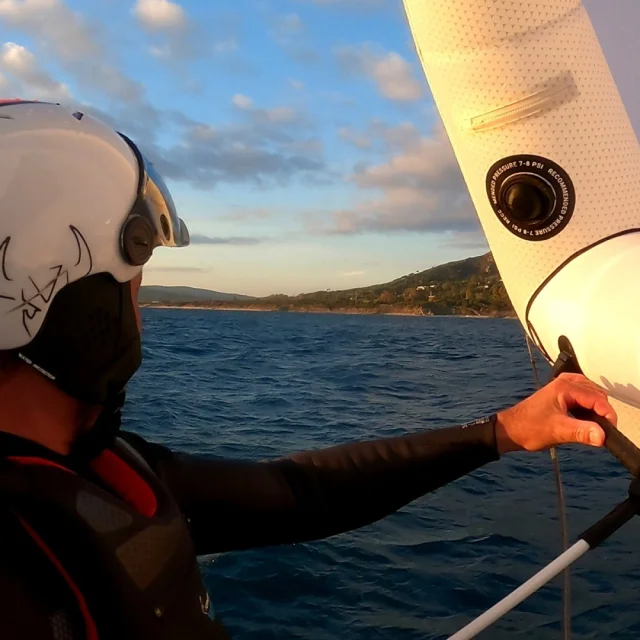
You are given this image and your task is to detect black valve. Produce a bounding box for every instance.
[498,174,556,224]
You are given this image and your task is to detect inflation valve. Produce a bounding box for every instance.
[486,155,576,241]
[499,174,555,224]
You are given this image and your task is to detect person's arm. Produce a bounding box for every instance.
[122,416,500,556]
[122,373,618,556]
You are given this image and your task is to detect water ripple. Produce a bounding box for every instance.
[126,310,638,639]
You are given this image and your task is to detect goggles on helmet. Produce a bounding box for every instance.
[119,133,190,255]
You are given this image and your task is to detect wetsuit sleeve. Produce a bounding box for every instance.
[120,417,500,556]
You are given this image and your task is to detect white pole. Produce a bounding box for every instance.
[448,540,590,640]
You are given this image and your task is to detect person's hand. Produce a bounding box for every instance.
[495,372,618,455]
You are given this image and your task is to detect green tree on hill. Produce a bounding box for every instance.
[403,287,419,304]
[378,290,397,304]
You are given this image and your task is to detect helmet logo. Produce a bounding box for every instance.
[0,226,93,338]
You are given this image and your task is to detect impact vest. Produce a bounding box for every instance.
[0,438,231,639]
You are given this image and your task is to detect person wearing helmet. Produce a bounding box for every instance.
[0,100,618,639]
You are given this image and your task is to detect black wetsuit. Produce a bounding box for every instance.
[0,415,500,639]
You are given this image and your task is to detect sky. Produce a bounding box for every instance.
[0,0,638,296]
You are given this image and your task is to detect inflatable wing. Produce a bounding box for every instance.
[402,0,640,456]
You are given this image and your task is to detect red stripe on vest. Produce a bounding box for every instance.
[17,514,99,640]
[90,450,157,517]
[7,457,76,474]
[8,449,157,517]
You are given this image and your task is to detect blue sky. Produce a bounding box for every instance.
[0,0,638,296]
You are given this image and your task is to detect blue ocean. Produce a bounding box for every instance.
[126,309,640,639]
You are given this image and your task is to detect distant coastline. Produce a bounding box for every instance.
[140,302,517,319]
[139,253,518,319]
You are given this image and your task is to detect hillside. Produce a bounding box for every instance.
[385,253,498,289]
[254,252,511,316]
[140,252,513,317]
[305,252,498,298]
[139,285,254,304]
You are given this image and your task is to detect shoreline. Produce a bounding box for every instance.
[140,304,516,319]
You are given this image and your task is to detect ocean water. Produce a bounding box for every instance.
[126,309,640,639]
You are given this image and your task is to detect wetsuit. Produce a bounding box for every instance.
[0,415,500,639]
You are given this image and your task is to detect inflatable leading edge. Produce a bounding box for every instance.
[402,0,640,451]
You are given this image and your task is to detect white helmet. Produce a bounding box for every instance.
[0,99,189,350]
[0,100,190,406]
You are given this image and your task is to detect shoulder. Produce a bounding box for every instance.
[117,431,176,474]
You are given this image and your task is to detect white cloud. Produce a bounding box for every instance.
[0,0,143,103]
[232,93,253,109]
[335,44,424,102]
[0,0,99,62]
[339,120,422,152]
[371,53,423,101]
[370,121,421,150]
[270,12,307,56]
[313,120,478,235]
[132,0,222,66]
[132,0,187,31]
[0,42,72,102]
[0,2,328,193]
[262,106,296,123]
[149,44,170,58]
[289,78,304,90]
[82,101,327,191]
[342,270,366,276]
[77,94,326,191]
[284,137,323,156]
[231,95,301,126]
[338,127,371,150]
